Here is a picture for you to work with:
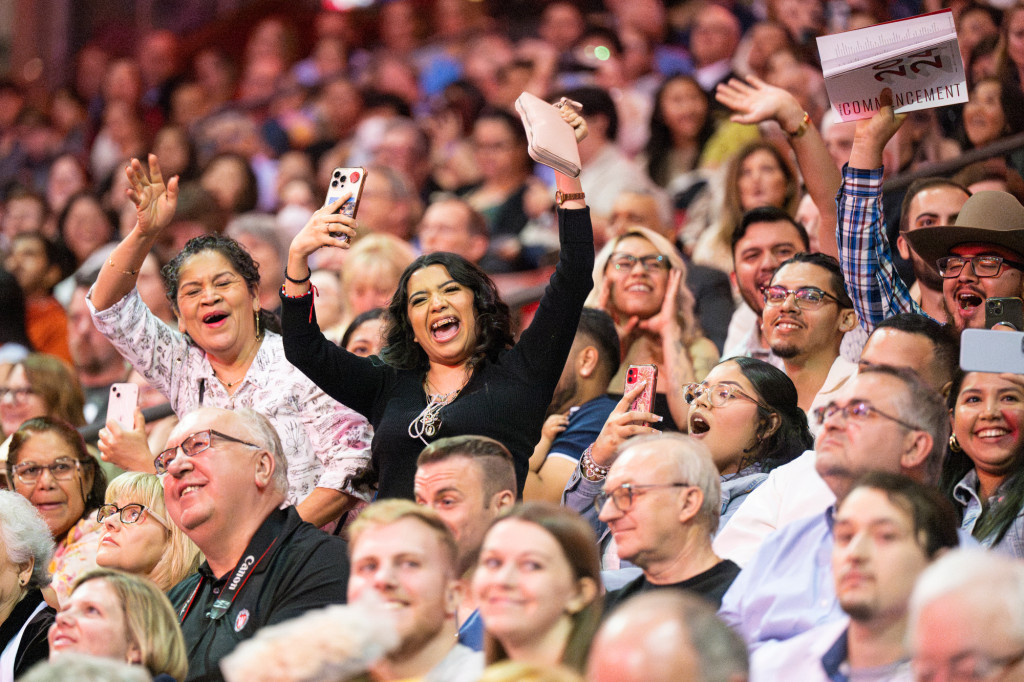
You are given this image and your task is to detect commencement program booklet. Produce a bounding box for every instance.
[816,9,967,122]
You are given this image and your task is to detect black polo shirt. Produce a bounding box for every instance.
[167,506,350,682]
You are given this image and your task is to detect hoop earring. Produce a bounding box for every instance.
[949,434,962,453]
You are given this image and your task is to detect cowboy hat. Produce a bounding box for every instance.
[903,190,1024,267]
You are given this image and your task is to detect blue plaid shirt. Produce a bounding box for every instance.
[836,165,926,331]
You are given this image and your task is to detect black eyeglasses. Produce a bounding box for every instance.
[609,253,670,273]
[813,400,921,431]
[0,387,36,404]
[595,483,692,513]
[936,255,1024,278]
[11,458,81,486]
[96,502,169,529]
[154,429,261,475]
[763,285,842,310]
[683,382,770,410]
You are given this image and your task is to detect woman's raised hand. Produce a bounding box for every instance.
[558,100,588,143]
[596,277,640,347]
[638,268,683,336]
[715,75,806,133]
[97,409,157,473]
[288,194,359,260]
[127,154,179,239]
[590,381,662,468]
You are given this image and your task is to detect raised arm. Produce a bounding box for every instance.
[716,76,841,258]
[91,155,179,311]
[554,100,588,206]
[284,197,358,298]
[836,97,921,330]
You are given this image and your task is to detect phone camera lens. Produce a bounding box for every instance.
[994,303,1003,313]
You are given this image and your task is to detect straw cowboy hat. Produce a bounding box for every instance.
[903,190,1024,267]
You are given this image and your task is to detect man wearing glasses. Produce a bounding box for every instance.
[835,99,1024,333]
[161,406,349,682]
[596,432,740,614]
[718,365,949,652]
[761,252,859,417]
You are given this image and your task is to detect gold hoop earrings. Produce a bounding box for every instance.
[949,434,962,453]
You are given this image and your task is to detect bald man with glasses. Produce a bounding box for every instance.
[161,406,349,682]
[596,432,740,614]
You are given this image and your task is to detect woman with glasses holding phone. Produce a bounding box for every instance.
[587,226,719,430]
[683,357,813,528]
[5,418,106,605]
[95,472,201,591]
[565,356,811,542]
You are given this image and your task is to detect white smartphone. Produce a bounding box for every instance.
[324,167,368,242]
[107,383,139,430]
[960,329,1024,374]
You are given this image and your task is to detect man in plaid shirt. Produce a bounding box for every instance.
[836,101,1024,333]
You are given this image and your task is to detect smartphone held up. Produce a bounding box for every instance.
[624,364,658,427]
[324,167,367,242]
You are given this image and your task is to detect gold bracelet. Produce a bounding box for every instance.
[107,258,138,277]
[786,111,811,139]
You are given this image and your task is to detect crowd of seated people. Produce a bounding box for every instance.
[4,1,1024,680]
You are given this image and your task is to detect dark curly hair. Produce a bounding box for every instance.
[7,417,107,518]
[644,75,717,188]
[381,252,513,371]
[161,234,280,335]
[731,356,813,473]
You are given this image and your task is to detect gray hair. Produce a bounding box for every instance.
[615,433,722,533]
[20,655,151,682]
[234,409,289,497]
[225,212,287,261]
[908,549,1024,646]
[0,490,54,588]
[860,365,949,484]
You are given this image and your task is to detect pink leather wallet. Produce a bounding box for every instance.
[515,92,582,178]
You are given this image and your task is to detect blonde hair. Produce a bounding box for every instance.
[586,226,702,346]
[72,568,188,682]
[348,499,458,577]
[103,473,202,590]
[340,233,418,328]
[341,233,417,294]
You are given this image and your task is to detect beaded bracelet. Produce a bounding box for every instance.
[280,283,318,322]
[580,445,609,482]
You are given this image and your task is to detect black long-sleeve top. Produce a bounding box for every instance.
[281,207,594,499]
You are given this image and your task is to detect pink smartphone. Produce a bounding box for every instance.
[324,167,367,242]
[624,364,658,425]
[107,383,139,430]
